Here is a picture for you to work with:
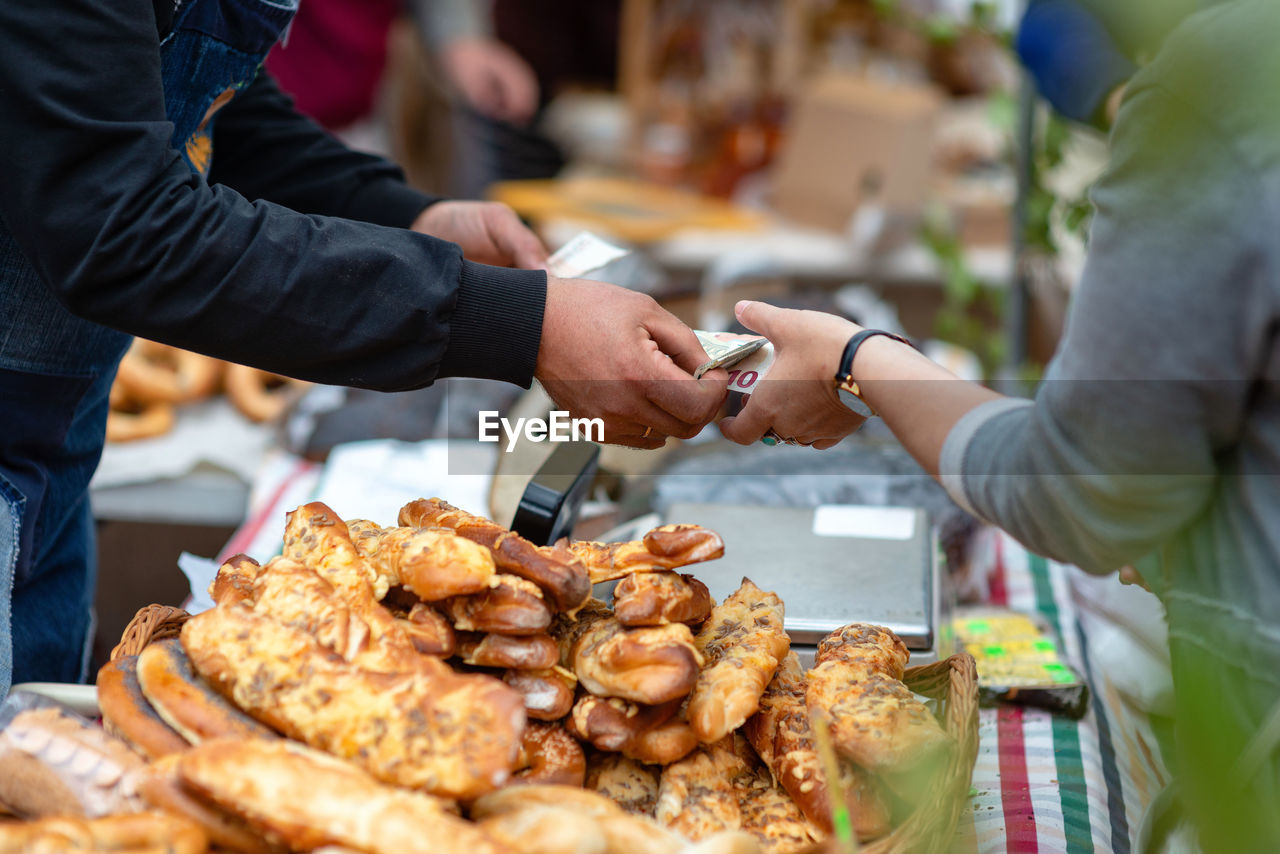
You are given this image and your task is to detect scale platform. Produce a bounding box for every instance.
[660,502,946,666]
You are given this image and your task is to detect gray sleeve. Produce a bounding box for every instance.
[409,0,493,50]
[941,80,1272,575]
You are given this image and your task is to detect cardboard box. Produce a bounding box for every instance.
[772,73,943,233]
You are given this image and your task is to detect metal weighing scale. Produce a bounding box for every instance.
[509,445,949,667]
[659,503,947,666]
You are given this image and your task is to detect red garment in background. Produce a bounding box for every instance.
[266,0,402,129]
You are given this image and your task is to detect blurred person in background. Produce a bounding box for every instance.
[419,0,621,197]
[266,0,618,197]
[722,2,1280,850]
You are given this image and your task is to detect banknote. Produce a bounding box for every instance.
[547,231,630,279]
[693,330,766,379]
[693,331,774,392]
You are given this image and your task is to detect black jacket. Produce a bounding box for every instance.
[0,0,545,391]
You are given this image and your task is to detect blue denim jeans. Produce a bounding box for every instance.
[0,0,297,697]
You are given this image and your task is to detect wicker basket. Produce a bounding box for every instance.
[857,653,980,854]
[112,606,977,852]
[109,604,191,662]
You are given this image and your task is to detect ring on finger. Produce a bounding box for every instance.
[643,426,653,439]
[762,429,803,447]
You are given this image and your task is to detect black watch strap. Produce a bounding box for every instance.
[834,330,912,417]
[837,330,912,379]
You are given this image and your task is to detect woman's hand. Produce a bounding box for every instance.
[718,300,867,448]
[411,201,548,270]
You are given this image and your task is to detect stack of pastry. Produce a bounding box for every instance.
[4,496,963,853]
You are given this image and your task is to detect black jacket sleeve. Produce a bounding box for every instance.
[208,72,438,229]
[0,0,545,391]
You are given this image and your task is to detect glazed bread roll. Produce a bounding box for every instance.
[178,739,503,854]
[478,805,607,854]
[622,719,700,767]
[443,574,552,635]
[566,695,696,765]
[181,604,525,800]
[566,695,682,753]
[505,667,577,721]
[399,498,591,613]
[556,600,703,706]
[208,554,262,608]
[471,785,687,854]
[806,624,951,773]
[687,579,790,743]
[347,519,496,601]
[457,632,560,671]
[135,639,277,745]
[96,656,190,760]
[137,755,285,854]
[512,722,587,787]
[743,652,889,839]
[613,572,713,627]
[390,601,456,657]
[566,525,725,584]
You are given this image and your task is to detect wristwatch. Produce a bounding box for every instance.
[834,329,912,418]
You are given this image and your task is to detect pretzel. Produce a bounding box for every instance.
[398,498,590,613]
[114,339,222,405]
[136,638,278,745]
[613,572,713,627]
[105,398,175,442]
[564,524,725,584]
[224,363,310,423]
[442,574,552,635]
[512,722,586,787]
[347,519,496,601]
[554,600,703,705]
[96,656,190,759]
[504,668,577,721]
[456,632,559,671]
[0,811,208,854]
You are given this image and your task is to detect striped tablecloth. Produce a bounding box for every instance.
[217,452,1174,854]
[954,535,1173,854]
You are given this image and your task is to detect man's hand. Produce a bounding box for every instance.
[719,300,866,449]
[440,38,539,124]
[536,277,728,449]
[411,201,548,270]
